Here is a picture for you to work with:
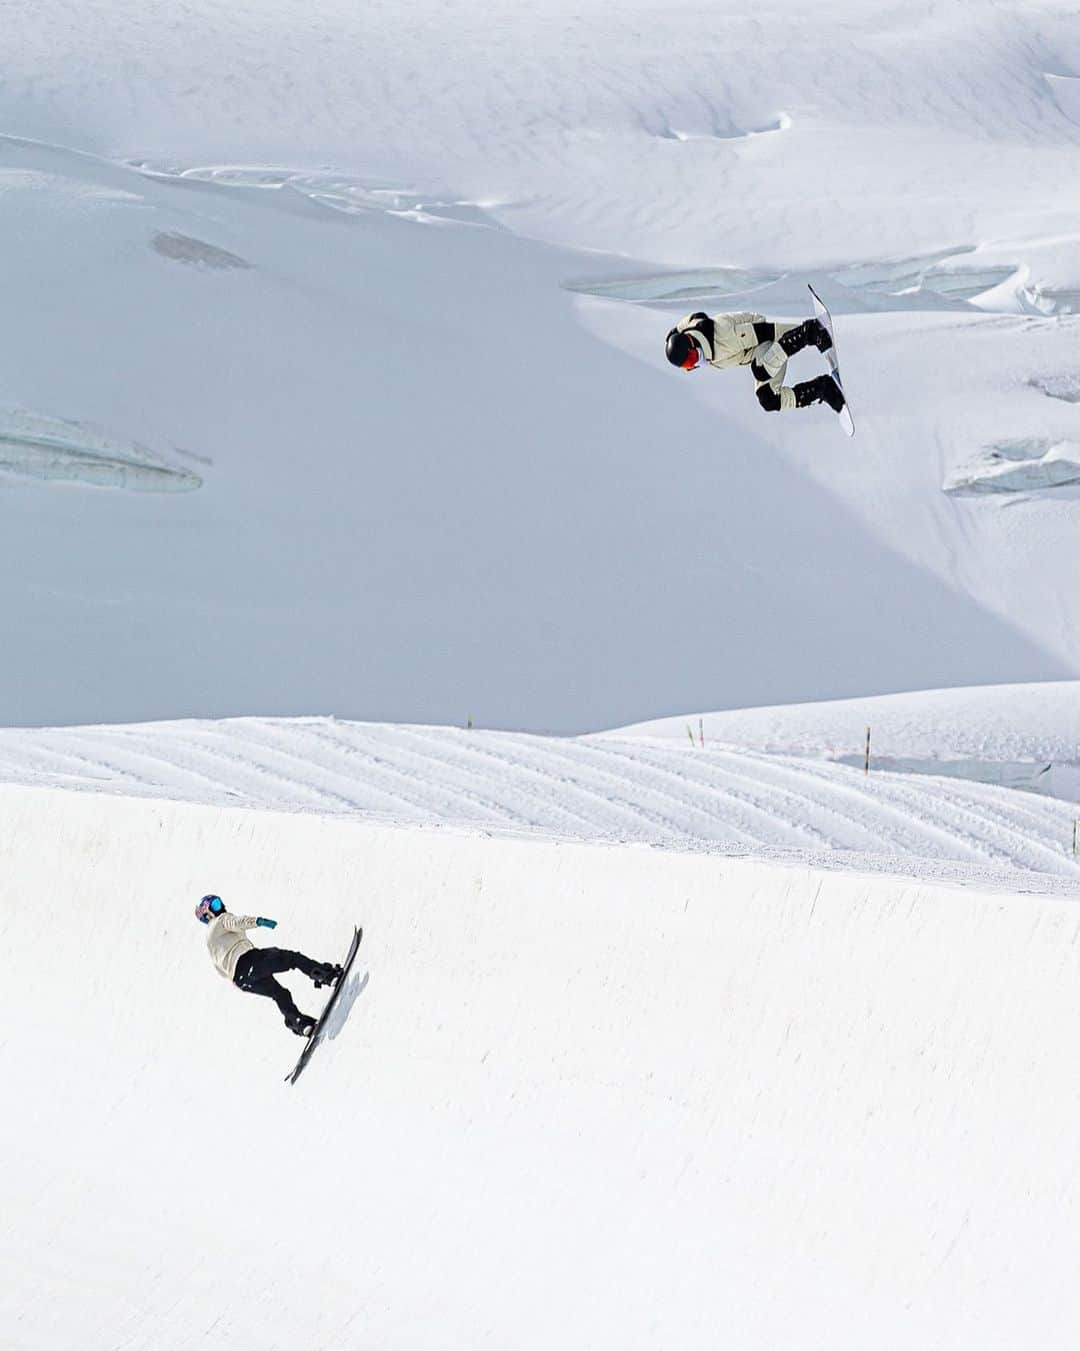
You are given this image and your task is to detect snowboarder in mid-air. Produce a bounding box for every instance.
[665,310,846,417]
[196,894,343,1037]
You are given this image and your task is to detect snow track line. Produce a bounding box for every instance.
[244,719,599,833]
[596,739,911,855]
[395,724,774,848]
[749,753,1020,868]
[378,722,784,848]
[116,727,359,812]
[782,754,1078,876]
[574,735,967,860]
[694,747,1000,863]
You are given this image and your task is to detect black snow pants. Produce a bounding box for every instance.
[233,947,323,1026]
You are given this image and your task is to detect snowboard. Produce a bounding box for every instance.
[808,284,854,437]
[284,925,363,1086]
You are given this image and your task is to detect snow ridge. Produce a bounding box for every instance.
[2,716,1078,882]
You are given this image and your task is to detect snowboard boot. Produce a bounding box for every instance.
[286,1010,317,1038]
[809,318,833,353]
[311,962,344,990]
[779,318,832,357]
[793,373,845,413]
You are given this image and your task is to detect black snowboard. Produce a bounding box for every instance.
[284,925,363,1086]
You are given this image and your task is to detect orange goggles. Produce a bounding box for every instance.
[681,342,703,371]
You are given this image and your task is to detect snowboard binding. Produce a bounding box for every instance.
[311,962,344,990]
[286,1010,317,1038]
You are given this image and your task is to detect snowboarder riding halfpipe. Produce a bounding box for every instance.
[196,894,342,1037]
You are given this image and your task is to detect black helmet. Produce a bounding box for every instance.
[666,328,705,370]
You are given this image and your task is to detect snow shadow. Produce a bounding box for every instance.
[642,106,790,142]
[833,754,1079,805]
[833,250,1016,305]
[565,266,784,305]
[130,160,504,230]
[944,439,1080,495]
[835,753,1055,795]
[1045,71,1080,124]
[324,968,369,1043]
[1018,283,1080,316]
[151,231,251,270]
[1030,374,1080,404]
[0,408,200,492]
[567,247,1020,314]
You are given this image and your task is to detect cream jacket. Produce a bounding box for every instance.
[672,311,765,369]
[206,912,260,981]
[675,311,799,410]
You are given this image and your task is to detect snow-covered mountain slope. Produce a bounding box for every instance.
[613,680,1080,802]
[0,714,1077,883]
[6,1,1080,271]
[5,778,1080,1351]
[0,4,1079,731]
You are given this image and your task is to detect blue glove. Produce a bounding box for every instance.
[256,916,277,929]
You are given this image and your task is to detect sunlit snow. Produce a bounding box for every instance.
[4,2,1080,1348]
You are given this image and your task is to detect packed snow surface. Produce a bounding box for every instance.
[4,770,1080,1350]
